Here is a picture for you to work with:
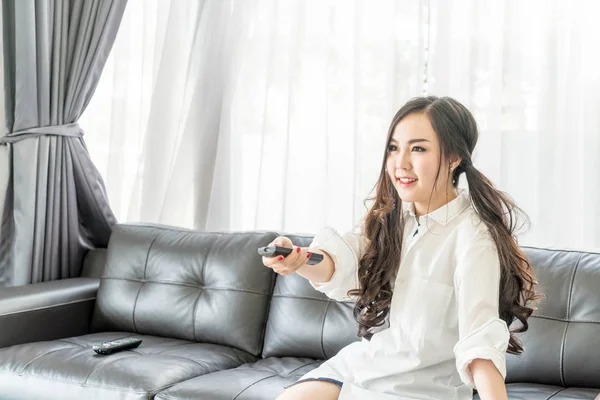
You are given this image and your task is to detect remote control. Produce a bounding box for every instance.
[93,338,142,355]
[258,245,324,265]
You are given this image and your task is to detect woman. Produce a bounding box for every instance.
[263,96,541,400]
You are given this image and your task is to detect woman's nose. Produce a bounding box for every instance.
[394,153,410,170]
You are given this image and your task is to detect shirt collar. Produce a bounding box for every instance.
[401,188,471,226]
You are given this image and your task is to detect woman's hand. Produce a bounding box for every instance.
[261,236,312,276]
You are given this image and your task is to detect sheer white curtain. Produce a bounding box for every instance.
[82,0,600,250]
[81,0,238,229]
[81,0,427,233]
[427,0,600,251]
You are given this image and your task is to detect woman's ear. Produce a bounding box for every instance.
[449,156,462,171]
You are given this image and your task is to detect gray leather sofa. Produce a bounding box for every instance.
[0,224,598,399]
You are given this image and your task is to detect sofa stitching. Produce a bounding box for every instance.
[56,339,85,347]
[19,346,76,374]
[283,360,323,377]
[131,284,144,333]
[558,332,569,387]
[83,354,139,384]
[232,374,278,400]
[143,234,161,281]
[233,366,275,374]
[154,341,197,351]
[258,254,278,358]
[191,290,203,342]
[566,254,582,320]
[0,297,96,317]
[148,381,183,394]
[532,314,600,323]
[0,370,147,393]
[155,345,255,367]
[230,361,320,376]
[125,224,278,237]
[258,278,276,357]
[546,387,568,399]
[558,323,568,387]
[521,245,599,256]
[192,239,216,342]
[200,239,216,291]
[101,277,270,296]
[145,354,209,370]
[272,294,340,303]
[116,334,138,341]
[320,301,331,359]
[131,234,160,333]
[155,394,179,400]
[559,253,582,386]
[0,369,178,394]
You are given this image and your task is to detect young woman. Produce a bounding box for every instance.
[263,96,541,400]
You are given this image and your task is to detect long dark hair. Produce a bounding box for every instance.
[348,96,542,354]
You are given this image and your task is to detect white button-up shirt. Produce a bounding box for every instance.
[300,189,510,400]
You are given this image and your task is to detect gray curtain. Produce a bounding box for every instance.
[0,0,127,286]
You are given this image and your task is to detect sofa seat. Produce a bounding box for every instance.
[155,357,324,400]
[474,383,599,400]
[0,332,256,400]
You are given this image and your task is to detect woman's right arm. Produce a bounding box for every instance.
[298,226,365,301]
[294,248,336,283]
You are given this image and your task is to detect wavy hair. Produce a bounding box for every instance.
[347,96,543,354]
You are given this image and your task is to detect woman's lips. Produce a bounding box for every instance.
[397,178,417,187]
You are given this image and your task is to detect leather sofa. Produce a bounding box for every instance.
[0,223,598,399]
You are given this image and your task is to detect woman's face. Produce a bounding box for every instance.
[385,112,457,216]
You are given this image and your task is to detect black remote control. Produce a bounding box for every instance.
[93,338,142,355]
[258,245,324,265]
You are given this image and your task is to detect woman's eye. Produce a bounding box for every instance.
[387,144,397,152]
[412,146,425,152]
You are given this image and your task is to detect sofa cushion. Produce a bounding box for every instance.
[506,248,600,389]
[261,234,360,359]
[92,224,278,357]
[474,383,600,400]
[0,332,256,400]
[155,357,323,400]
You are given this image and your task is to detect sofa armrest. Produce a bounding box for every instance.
[0,278,100,348]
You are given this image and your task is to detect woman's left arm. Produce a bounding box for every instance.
[453,230,511,398]
[470,358,508,400]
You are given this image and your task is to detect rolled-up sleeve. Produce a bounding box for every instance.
[307,225,365,301]
[452,230,510,389]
